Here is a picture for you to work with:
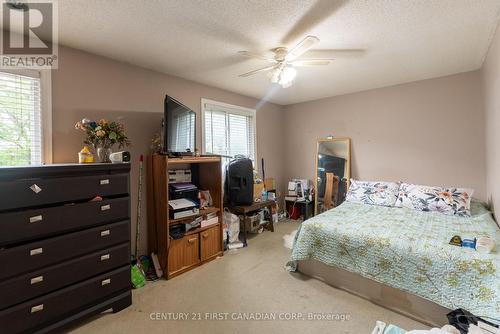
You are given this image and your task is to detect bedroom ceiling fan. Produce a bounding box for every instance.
[238,35,336,88]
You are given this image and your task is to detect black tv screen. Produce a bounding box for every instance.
[163,95,196,154]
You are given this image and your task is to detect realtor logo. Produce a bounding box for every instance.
[0,0,58,68]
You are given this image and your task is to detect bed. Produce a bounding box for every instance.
[287,200,500,326]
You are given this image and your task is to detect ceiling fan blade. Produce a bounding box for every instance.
[303,49,366,58]
[281,0,346,45]
[291,60,331,66]
[285,35,320,61]
[237,51,276,62]
[238,65,277,77]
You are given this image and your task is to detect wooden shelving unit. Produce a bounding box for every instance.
[147,154,223,279]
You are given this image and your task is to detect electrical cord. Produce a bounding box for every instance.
[285,198,300,219]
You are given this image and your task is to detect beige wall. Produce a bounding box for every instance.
[283,71,486,200]
[51,46,285,255]
[481,22,500,218]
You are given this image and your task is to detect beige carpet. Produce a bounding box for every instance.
[69,221,428,334]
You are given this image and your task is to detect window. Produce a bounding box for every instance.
[169,108,195,153]
[0,70,51,166]
[201,99,256,163]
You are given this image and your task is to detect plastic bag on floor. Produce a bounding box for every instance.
[224,208,240,244]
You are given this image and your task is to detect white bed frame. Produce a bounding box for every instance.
[297,260,451,327]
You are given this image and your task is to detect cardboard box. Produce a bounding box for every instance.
[168,169,192,183]
[264,178,275,191]
[253,183,265,201]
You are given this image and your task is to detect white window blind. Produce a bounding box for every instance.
[0,70,42,166]
[203,101,256,162]
[170,110,195,152]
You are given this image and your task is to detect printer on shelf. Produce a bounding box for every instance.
[169,182,198,202]
[168,198,199,220]
[287,179,311,201]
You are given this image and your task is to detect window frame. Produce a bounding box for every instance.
[200,98,257,165]
[0,69,52,165]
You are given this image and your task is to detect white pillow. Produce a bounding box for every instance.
[346,179,400,207]
[395,183,474,217]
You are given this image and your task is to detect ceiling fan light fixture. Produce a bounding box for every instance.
[278,66,297,87]
[238,35,343,88]
[269,68,281,83]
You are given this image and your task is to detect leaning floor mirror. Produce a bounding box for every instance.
[315,138,351,215]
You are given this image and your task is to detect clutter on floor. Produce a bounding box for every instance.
[371,321,460,334]
[227,199,276,246]
[447,308,499,334]
[131,257,146,289]
[285,198,314,220]
[283,229,298,249]
[224,208,242,249]
[371,307,500,334]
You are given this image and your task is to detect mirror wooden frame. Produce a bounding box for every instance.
[314,137,351,215]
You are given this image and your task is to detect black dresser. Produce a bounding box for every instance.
[0,163,132,334]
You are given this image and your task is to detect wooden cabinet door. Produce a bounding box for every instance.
[183,235,200,268]
[168,234,200,276]
[201,225,221,261]
[167,238,184,274]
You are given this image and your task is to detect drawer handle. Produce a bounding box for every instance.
[29,215,43,223]
[101,204,111,211]
[30,184,42,194]
[30,276,44,285]
[202,233,209,238]
[100,254,110,261]
[31,304,44,313]
[188,238,197,244]
[100,179,110,185]
[101,278,111,286]
[30,248,43,256]
[100,229,110,237]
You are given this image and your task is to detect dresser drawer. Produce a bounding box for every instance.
[0,173,129,211]
[0,266,130,334]
[0,197,130,246]
[0,243,129,310]
[0,220,129,280]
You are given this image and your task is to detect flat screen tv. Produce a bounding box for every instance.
[162,95,196,155]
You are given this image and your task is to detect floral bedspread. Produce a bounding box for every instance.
[287,201,500,320]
